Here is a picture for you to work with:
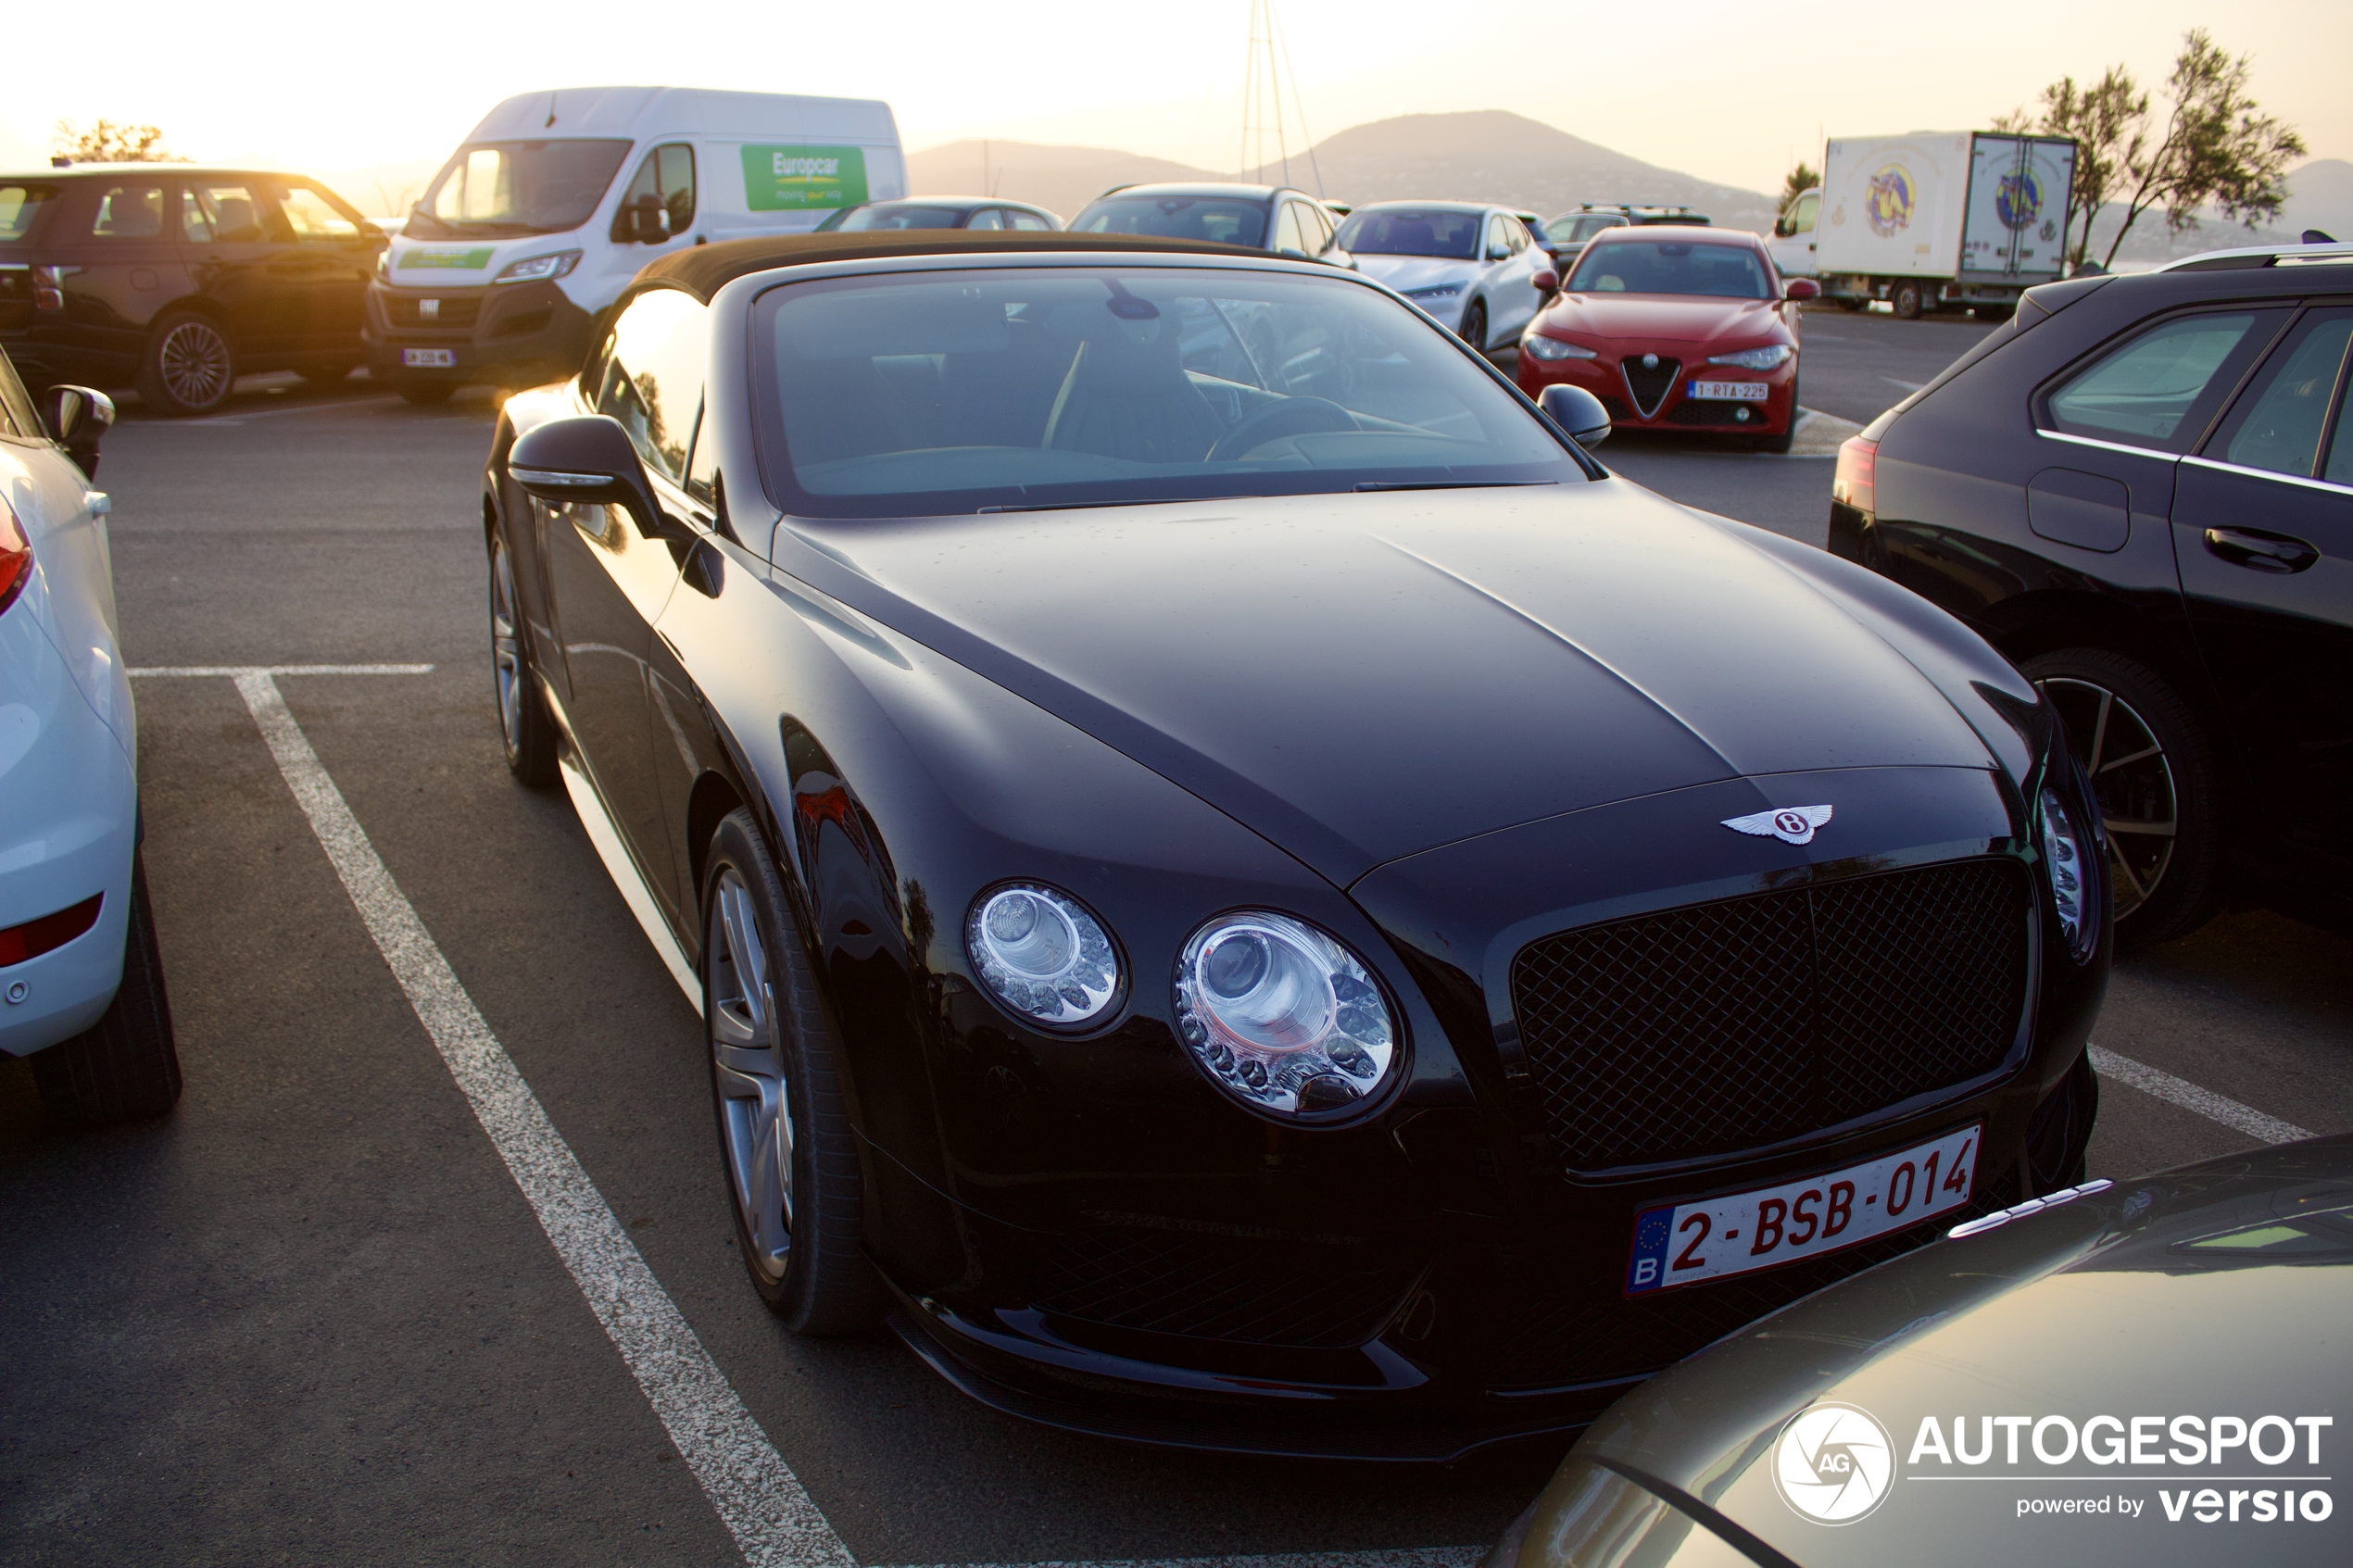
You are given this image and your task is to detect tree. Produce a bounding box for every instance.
[1779,159,1819,220]
[51,119,183,164]
[2096,30,2303,268]
[2038,68,2148,270]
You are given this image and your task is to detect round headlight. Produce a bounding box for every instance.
[2038,785,2097,962]
[1175,912,1399,1116]
[965,884,1121,1029]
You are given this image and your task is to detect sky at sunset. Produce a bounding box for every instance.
[4,0,2344,205]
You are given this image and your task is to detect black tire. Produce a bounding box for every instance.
[394,378,457,407]
[1890,280,1925,320]
[2022,648,2222,952]
[488,523,559,787]
[31,851,181,1129]
[702,809,881,1335]
[296,360,358,386]
[135,310,235,416]
[1461,300,1489,353]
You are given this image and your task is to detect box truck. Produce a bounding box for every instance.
[366,86,903,401]
[1768,132,2075,319]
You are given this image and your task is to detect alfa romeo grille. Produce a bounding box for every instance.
[1035,1224,1420,1348]
[1511,859,2029,1172]
[1620,357,1680,418]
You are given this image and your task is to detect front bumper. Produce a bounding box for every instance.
[1517,338,1795,435]
[363,280,595,389]
[0,603,135,1057]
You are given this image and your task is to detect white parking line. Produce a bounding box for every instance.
[2088,1045,2315,1144]
[141,664,850,1568]
[132,663,436,678]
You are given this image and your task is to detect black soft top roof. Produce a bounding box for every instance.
[638,230,1258,302]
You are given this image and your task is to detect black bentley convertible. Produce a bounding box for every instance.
[484,231,2109,1460]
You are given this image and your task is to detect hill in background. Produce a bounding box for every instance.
[913,110,1779,232]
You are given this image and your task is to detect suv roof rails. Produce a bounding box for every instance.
[2158,239,2353,273]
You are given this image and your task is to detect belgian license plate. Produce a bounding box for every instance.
[1625,1124,1982,1295]
[1688,380,1769,402]
[400,348,457,368]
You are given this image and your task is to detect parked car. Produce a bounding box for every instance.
[0,346,178,1126]
[1829,240,2353,947]
[480,228,2107,1460]
[1546,205,1714,274]
[1068,183,1352,269]
[1479,1135,2350,1568]
[369,86,904,404]
[815,197,1059,232]
[1518,226,1819,451]
[0,163,384,416]
[1336,201,1553,352]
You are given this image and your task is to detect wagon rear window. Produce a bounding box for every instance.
[752,265,1583,517]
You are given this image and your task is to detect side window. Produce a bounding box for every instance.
[1272,202,1309,257]
[597,289,709,483]
[1792,191,1820,233]
[963,207,1004,231]
[2330,372,2353,487]
[1005,207,1053,232]
[612,144,696,241]
[2043,310,2285,451]
[1307,205,1335,252]
[90,181,168,239]
[1485,215,1511,258]
[1507,219,1529,255]
[2208,307,2353,479]
[275,180,363,241]
[182,181,278,244]
[685,399,718,506]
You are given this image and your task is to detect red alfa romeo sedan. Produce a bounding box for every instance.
[1516,227,1818,451]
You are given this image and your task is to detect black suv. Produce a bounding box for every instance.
[1830,242,2353,947]
[0,165,384,415]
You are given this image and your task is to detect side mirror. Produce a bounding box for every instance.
[628,193,668,244]
[1487,244,1512,262]
[1784,277,1821,302]
[510,415,673,539]
[1538,383,1611,448]
[1531,269,1559,293]
[39,384,115,480]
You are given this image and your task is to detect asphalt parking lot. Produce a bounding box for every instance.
[3,311,2347,1565]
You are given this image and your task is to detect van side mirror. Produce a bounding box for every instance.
[510,415,676,539]
[1784,277,1821,301]
[1538,383,1611,448]
[39,384,115,480]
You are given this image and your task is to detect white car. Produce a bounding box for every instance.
[0,351,178,1128]
[1334,201,1554,352]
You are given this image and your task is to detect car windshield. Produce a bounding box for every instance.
[1336,209,1481,260]
[828,204,969,232]
[1567,240,1771,298]
[751,265,1583,518]
[409,139,632,238]
[1074,196,1268,248]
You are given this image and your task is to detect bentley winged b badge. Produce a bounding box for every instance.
[1723,804,1834,846]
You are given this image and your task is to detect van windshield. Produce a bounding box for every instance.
[409,139,632,238]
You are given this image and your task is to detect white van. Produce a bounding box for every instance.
[364,86,902,402]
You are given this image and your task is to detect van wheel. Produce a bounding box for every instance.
[31,851,182,1130]
[394,379,456,406]
[1891,281,1925,320]
[136,311,235,416]
[2023,648,2221,952]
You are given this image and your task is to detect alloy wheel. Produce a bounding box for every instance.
[2033,676,2177,921]
[489,542,525,758]
[157,320,233,408]
[709,869,796,1282]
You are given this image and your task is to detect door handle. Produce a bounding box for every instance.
[2203,526,2318,574]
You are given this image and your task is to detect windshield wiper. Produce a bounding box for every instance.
[1353,480,1560,493]
[976,494,1255,515]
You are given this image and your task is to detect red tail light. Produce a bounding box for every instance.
[0,894,103,966]
[1832,434,1878,516]
[0,499,31,615]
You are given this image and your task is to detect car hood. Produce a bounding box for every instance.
[1554,1137,2353,1568]
[1355,255,1481,292]
[1539,291,1786,345]
[766,483,1996,886]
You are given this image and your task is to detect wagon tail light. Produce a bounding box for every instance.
[1831,434,1877,517]
[0,499,31,615]
[33,264,74,312]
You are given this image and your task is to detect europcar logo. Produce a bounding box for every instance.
[1997,169,2044,232]
[1775,1402,1896,1524]
[1865,164,1915,238]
